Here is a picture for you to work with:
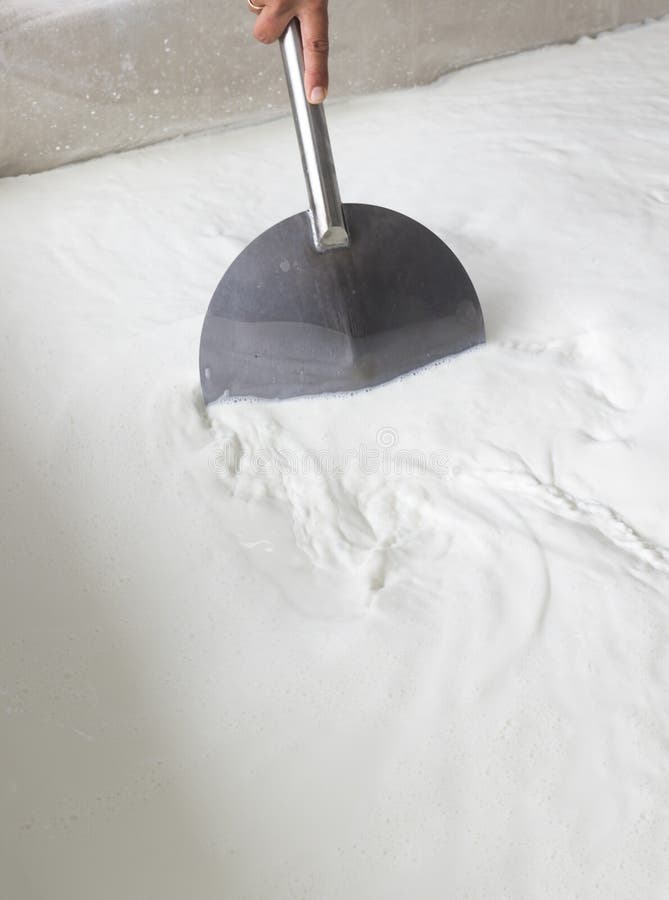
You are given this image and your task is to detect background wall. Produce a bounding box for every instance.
[1,0,668,176]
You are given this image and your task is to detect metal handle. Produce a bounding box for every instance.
[279,20,349,252]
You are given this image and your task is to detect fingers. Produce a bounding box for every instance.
[252,1,293,46]
[251,1,329,105]
[298,3,329,103]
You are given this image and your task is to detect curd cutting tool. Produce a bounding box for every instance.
[199,21,485,403]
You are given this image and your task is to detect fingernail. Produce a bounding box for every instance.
[309,87,326,104]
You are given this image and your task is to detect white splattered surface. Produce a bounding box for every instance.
[1,19,669,899]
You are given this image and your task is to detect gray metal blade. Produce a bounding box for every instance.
[199,203,485,403]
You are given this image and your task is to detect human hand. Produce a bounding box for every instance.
[248,0,329,104]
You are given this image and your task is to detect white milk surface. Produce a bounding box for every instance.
[2,18,669,900]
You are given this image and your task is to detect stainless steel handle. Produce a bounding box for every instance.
[279,19,349,252]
